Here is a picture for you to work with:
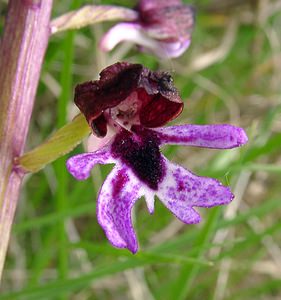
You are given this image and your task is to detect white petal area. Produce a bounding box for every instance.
[154,124,248,149]
[157,40,191,58]
[87,126,116,152]
[141,188,155,214]
[96,165,143,253]
[156,157,234,224]
[99,22,159,52]
[66,146,115,180]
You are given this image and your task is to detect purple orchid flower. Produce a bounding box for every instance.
[66,62,248,253]
[100,0,195,58]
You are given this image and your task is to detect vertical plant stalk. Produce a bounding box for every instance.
[0,0,53,281]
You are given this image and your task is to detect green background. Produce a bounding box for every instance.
[1,0,281,299]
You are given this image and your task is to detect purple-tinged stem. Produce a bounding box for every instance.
[0,0,53,281]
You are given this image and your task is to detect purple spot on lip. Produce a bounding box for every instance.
[111,127,165,190]
[112,170,129,198]
[177,180,185,192]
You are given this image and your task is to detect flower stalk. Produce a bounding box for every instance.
[0,0,53,281]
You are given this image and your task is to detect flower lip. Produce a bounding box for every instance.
[74,62,183,136]
[66,122,248,253]
[111,126,166,190]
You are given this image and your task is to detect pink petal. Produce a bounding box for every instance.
[138,0,182,11]
[155,124,248,149]
[66,147,114,180]
[156,157,234,224]
[99,23,190,58]
[158,40,191,58]
[97,166,142,253]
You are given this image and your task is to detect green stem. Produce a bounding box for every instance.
[0,0,53,282]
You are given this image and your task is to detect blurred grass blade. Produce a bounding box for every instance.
[0,254,199,300]
[243,163,281,173]
[51,5,138,34]
[231,278,281,300]
[243,132,281,162]
[149,197,281,258]
[169,208,221,300]
[140,251,213,267]
[17,114,90,173]
[0,249,212,300]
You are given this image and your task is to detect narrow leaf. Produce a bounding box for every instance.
[51,5,138,34]
[17,114,90,173]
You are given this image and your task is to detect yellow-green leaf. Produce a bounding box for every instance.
[17,114,90,173]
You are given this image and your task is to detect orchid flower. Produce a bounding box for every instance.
[100,0,195,58]
[66,62,248,253]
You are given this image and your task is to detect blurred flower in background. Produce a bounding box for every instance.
[100,0,195,58]
[67,62,248,253]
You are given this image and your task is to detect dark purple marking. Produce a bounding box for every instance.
[91,113,107,137]
[112,170,129,198]
[111,126,165,190]
[157,130,193,144]
[177,180,185,192]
